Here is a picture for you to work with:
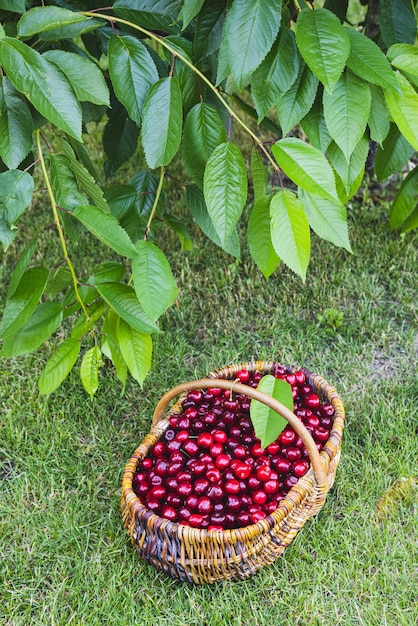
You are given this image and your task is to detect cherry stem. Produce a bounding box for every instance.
[144,166,165,241]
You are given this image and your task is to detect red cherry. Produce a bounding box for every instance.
[209,443,224,457]
[187,390,203,405]
[152,441,166,457]
[197,432,213,448]
[183,439,199,456]
[184,407,198,420]
[224,479,241,495]
[206,484,224,502]
[256,465,272,482]
[166,493,182,508]
[149,485,166,500]
[189,513,204,527]
[305,393,320,409]
[178,507,191,521]
[206,467,221,483]
[146,498,160,512]
[194,478,209,495]
[215,453,231,470]
[252,490,267,505]
[233,462,251,480]
[294,370,306,385]
[273,457,291,474]
[236,369,251,383]
[154,459,169,476]
[166,439,182,453]
[285,373,296,386]
[142,458,153,470]
[177,481,193,497]
[278,429,296,446]
[212,429,227,444]
[250,510,266,524]
[251,443,264,457]
[314,426,330,442]
[226,495,241,511]
[266,442,280,455]
[264,479,279,494]
[292,460,310,477]
[174,429,190,443]
[197,496,213,514]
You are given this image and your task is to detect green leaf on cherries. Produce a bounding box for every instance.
[250,374,294,450]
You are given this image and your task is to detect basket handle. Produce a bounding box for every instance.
[152,378,327,489]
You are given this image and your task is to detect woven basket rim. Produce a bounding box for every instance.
[121,360,345,542]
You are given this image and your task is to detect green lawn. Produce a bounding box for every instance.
[1,175,417,625]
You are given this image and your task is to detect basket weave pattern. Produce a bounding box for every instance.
[121,361,345,584]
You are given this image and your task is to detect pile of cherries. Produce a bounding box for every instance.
[133,365,335,531]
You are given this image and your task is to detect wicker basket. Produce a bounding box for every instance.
[121,361,345,584]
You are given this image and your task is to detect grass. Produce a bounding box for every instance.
[1,153,418,626]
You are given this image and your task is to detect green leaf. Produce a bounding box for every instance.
[270,189,310,281]
[251,29,299,121]
[0,267,49,339]
[7,237,38,298]
[323,70,371,162]
[277,62,318,137]
[0,76,33,169]
[38,19,103,42]
[73,205,138,259]
[164,215,193,251]
[203,142,247,247]
[388,44,418,77]
[181,0,206,28]
[132,240,179,322]
[38,337,80,395]
[108,35,158,127]
[101,310,128,392]
[272,137,338,202]
[380,0,417,48]
[142,77,183,169]
[90,262,126,286]
[80,345,102,398]
[95,282,161,335]
[389,166,418,230]
[296,8,350,93]
[0,0,25,12]
[299,189,351,252]
[223,0,282,87]
[0,169,34,248]
[1,303,63,358]
[185,185,240,258]
[250,375,293,449]
[0,38,81,141]
[248,196,280,280]
[323,0,348,21]
[49,153,88,213]
[45,267,72,299]
[401,204,418,233]
[193,0,225,61]
[17,6,92,37]
[43,50,109,107]
[117,319,152,387]
[374,124,415,181]
[368,85,391,146]
[300,93,331,152]
[113,0,182,34]
[345,28,400,92]
[182,102,227,188]
[58,138,109,214]
[327,135,369,195]
[104,185,137,220]
[251,148,267,205]
[103,106,139,177]
[384,73,418,151]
